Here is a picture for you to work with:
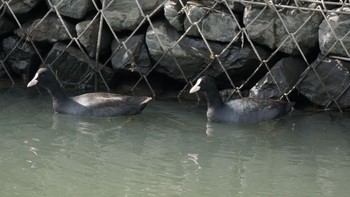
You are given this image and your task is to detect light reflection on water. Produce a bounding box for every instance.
[1,87,350,197]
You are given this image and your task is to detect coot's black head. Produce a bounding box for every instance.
[189,76,218,93]
[27,68,57,89]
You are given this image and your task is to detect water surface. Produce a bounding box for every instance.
[1,87,350,197]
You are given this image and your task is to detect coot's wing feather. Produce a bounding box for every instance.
[225,98,290,112]
[224,98,294,123]
[72,93,126,108]
[71,93,151,116]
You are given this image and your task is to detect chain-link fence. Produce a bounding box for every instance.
[0,0,349,111]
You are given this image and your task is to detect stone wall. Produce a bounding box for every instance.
[0,0,349,110]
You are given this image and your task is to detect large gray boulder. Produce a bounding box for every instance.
[76,18,112,58]
[164,0,185,31]
[250,57,307,99]
[319,7,350,57]
[6,0,41,14]
[1,36,40,80]
[146,20,269,81]
[190,0,244,12]
[164,0,244,33]
[297,55,350,109]
[146,20,207,80]
[102,0,164,31]
[184,3,239,42]
[214,0,245,12]
[243,4,323,55]
[45,43,114,88]
[14,15,75,43]
[46,0,94,19]
[111,35,151,74]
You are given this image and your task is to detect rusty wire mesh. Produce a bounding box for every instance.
[0,0,349,111]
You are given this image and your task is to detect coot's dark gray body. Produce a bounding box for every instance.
[27,68,152,117]
[190,76,294,123]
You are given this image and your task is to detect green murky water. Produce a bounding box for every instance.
[1,87,350,197]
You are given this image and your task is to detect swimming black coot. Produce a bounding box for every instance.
[27,68,152,117]
[189,76,295,123]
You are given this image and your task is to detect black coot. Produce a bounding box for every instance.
[189,76,294,123]
[27,68,152,117]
